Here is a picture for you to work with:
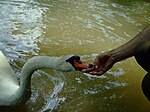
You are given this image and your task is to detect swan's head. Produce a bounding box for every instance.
[66,55,87,71]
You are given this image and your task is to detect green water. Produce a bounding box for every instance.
[0,0,150,112]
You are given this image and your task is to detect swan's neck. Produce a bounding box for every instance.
[17,56,74,102]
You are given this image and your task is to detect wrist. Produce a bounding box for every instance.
[108,48,133,62]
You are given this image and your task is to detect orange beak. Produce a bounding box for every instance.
[73,60,87,71]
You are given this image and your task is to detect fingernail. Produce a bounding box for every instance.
[89,72,93,74]
[82,69,88,72]
[95,66,98,69]
[82,69,86,72]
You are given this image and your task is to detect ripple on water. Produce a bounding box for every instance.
[0,0,48,59]
[33,70,66,112]
[0,0,150,112]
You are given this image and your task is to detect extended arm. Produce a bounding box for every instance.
[110,26,150,62]
[83,25,150,75]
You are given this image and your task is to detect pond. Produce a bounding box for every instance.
[0,0,150,112]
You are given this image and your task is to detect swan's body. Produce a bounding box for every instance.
[0,51,78,106]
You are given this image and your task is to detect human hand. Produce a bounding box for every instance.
[82,52,116,75]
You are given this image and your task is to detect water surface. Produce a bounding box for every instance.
[0,0,150,112]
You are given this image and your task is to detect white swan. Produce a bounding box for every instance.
[0,51,86,106]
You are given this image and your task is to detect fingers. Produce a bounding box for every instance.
[82,53,115,76]
[89,67,107,75]
[82,60,99,72]
[82,59,104,75]
[89,71,104,75]
[82,60,112,76]
[82,65,106,75]
[82,66,95,73]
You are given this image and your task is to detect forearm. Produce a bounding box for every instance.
[109,26,150,62]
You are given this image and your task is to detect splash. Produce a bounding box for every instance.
[40,71,66,112]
